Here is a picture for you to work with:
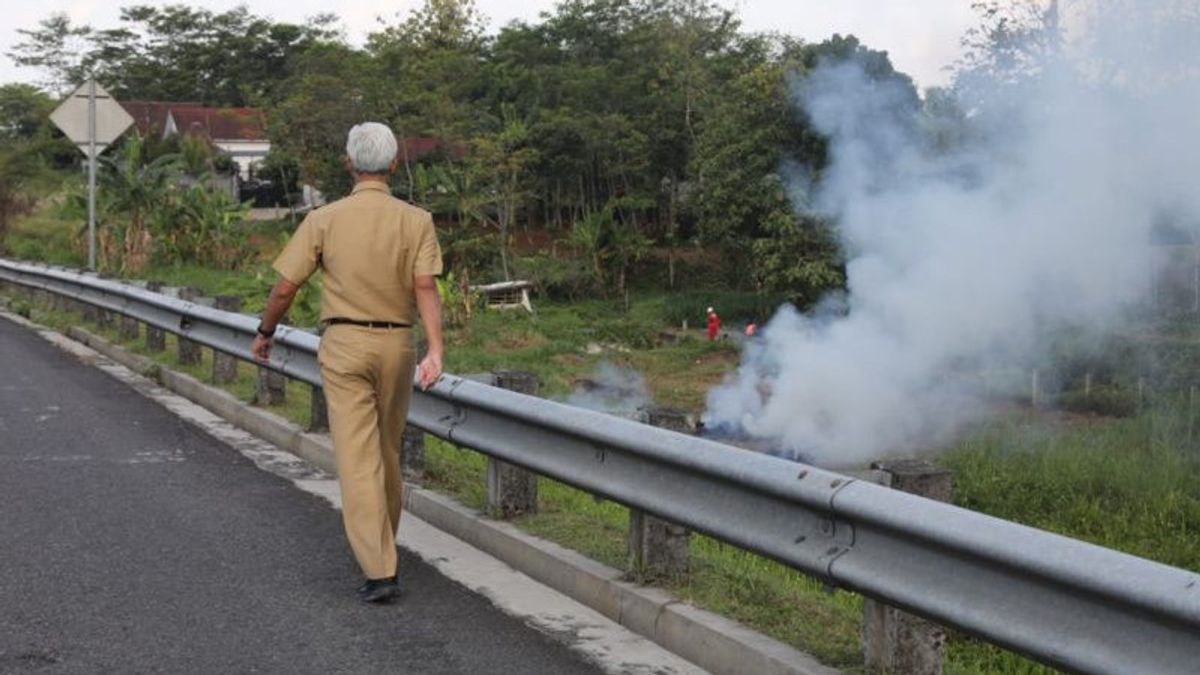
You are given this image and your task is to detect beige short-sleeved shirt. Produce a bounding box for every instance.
[272,182,443,324]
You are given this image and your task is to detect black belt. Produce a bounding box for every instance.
[324,318,412,329]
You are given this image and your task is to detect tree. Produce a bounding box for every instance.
[11,7,340,106]
[0,84,54,140]
[6,14,92,95]
[266,43,377,198]
[99,134,180,272]
[689,34,917,301]
[0,143,43,253]
[472,106,538,280]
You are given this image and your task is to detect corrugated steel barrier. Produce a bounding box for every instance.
[2,258,1198,674]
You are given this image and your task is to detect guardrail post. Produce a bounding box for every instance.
[401,426,424,480]
[176,287,203,365]
[119,305,140,341]
[863,459,953,675]
[95,273,116,329]
[80,274,99,324]
[144,281,166,352]
[309,386,329,432]
[629,406,693,581]
[211,295,242,384]
[256,313,288,407]
[486,370,539,517]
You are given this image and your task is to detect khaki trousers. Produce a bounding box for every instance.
[318,324,415,579]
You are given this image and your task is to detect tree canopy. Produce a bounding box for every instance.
[7,0,944,303]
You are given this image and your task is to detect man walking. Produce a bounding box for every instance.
[251,122,444,603]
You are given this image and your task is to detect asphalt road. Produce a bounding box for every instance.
[0,317,604,675]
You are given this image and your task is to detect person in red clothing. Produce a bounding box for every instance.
[706,306,721,341]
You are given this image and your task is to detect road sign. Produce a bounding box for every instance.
[49,79,134,271]
[49,80,133,159]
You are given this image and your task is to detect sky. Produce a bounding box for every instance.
[0,1,979,91]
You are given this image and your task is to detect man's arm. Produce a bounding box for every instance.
[251,278,301,363]
[414,274,444,390]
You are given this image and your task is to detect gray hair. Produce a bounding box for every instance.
[345,122,398,173]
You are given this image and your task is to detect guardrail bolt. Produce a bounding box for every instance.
[211,295,242,384]
[862,459,953,675]
[144,281,166,352]
[175,287,203,366]
[629,406,694,582]
[486,370,540,518]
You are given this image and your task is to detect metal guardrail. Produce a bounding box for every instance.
[2,257,1199,675]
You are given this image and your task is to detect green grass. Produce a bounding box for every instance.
[421,436,866,667]
[4,189,86,266]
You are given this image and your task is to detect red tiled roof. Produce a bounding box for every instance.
[168,106,267,141]
[121,101,201,136]
[399,136,468,161]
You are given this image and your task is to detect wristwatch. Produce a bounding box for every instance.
[257,322,276,338]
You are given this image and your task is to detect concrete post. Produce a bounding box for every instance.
[144,281,166,352]
[176,287,203,366]
[309,386,329,432]
[863,459,953,675]
[257,367,288,407]
[119,314,140,341]
[402,426,425,480]
[486,370,539,517]
[95,273,115,329]
[211,295,242,384]
[629,406,693,581]
[256,312,288,407]
[81,300,99,324]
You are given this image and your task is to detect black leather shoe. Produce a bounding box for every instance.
[356,576,399,603]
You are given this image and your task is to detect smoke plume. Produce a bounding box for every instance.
[567,361,654,419]
[704,1,1200,466]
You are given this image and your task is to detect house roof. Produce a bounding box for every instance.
[122,100,201,136]
[399,136,468,161]
[167,106,267,142]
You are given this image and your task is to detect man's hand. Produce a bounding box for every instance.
[252,334,273,364]
[418,351,443,390]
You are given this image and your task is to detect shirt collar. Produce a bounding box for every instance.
[351,181,391,195]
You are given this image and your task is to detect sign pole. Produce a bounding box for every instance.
[48,79,132,268]
[87,79,97,272]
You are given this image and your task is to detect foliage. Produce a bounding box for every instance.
[0,144,45,253]
[436,272,479,328]
[96,134,181,272]
[513,252,592,301]
[167,186,252,269]
[9,0,958,303]
[567,206,651,298]
[8,7,339,103]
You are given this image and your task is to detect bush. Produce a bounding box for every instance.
[593,316,660,349]
[653,290,791,327]
[516,253,592,301]
[1057,384,1138,417]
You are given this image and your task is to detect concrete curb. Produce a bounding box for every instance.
[62,324,838,675]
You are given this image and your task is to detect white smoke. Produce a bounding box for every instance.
[704,1,1200,466]
[566,361,653,418]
